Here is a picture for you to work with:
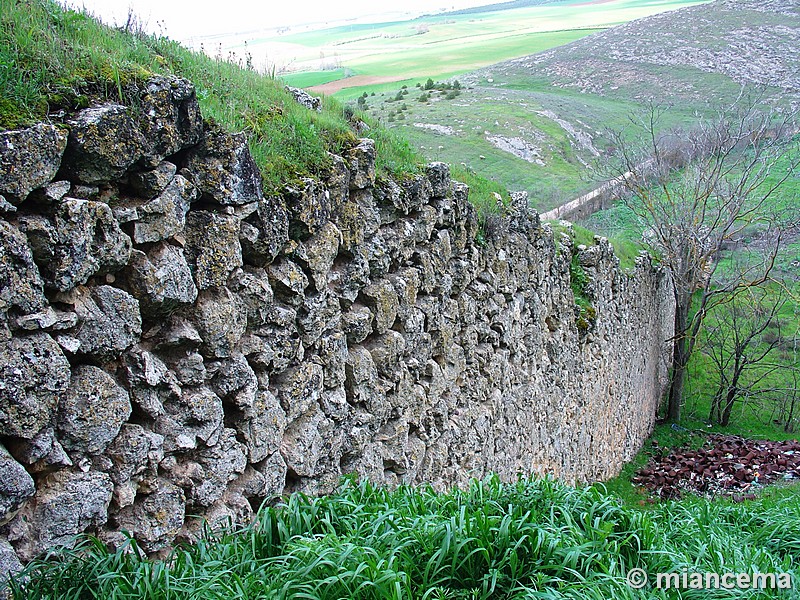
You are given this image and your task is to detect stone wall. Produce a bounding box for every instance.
[539,185,614,222]
[0,76,674,576]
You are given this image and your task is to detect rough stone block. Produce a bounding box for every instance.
[285,177,337,238]
[0,124,66,204]
[157,386,224,451]
[254,452,288,499]
[58,365,132,455]
[0,219,46,319]
[362,279,399,335]
[342,304,373,344]
[26,198,132,292]
[185,129,263,205]
[184,211,242,290]
[240,195,289,266]
[127,244,198,315]
[128,160,177,198]
[0,538,23,590]
[365,330,406,382]
[62,105,146,184]
[194,287,246,359]
[106,423,159,485]
[276,362,324,422]
[237,389,286,463]
[133,174,196,243]
[317,331,348,388]
[185,428,247,508]
[4,427,71,474]
[138,76,203,163]
[9,470,113,562]
[280,409,331,477]
[115,479,185,553]
[426,162,451,198]
[293,222,341,291]
[240,307,301,375]
[267,258,308,305]
[0,333,70,439]
[400,175,433,214]
[228,267,274,328]
[58,285,141,361]
[347,138,376,190]
[0,444,35,526]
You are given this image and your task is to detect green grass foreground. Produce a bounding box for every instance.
[12,476,799,599]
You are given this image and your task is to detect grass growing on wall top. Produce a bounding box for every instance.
[0,0,523,209]
[0,1,418,193]
[0,0,340,191]
[549,220,642,271]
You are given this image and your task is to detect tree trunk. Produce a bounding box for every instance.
[710,392,722,423]
[667,298,690,422]
[719,357,745,426]
[785,393,797,433]
[720,386,738,426]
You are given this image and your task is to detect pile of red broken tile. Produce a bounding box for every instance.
[632,434,800,500]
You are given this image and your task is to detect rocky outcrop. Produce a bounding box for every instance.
[0,76,674,583]
[486,0,800,97]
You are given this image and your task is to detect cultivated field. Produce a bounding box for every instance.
[251,0,707,94]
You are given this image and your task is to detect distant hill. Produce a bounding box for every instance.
[480,0,800,101]
[371,0,799,210]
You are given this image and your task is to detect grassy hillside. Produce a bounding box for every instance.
[13,475,800,599]
[492,0,800,102]
[357,0,799,211]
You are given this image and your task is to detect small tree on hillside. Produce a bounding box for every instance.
[604,97,798,422]
[777,367,800,433]
[702,281,789,426]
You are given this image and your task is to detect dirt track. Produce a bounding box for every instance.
[309,75,407,95]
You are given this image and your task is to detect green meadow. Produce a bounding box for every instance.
[353,77,718,212]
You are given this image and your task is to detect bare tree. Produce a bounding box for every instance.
[702,284,788,426]
[604,96,799,422]
[780,367,800,433]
